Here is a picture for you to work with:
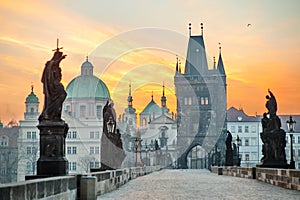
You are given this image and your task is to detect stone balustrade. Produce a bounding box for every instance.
[211,166,300,191]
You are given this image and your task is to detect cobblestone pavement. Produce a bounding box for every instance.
[98,169,300,200]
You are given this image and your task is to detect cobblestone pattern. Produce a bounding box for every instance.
[98,169,300,200]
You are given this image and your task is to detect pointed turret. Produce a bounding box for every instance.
[217,46,226,75]
[184,23,208,75]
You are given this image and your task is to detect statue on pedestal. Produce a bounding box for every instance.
[225,131,233,166]
[100,101,125,170]
[259,89,287,168]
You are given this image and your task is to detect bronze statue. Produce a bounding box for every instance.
[39,41,67,121]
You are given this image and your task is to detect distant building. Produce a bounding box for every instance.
[227,107,261,167]
[0,126,19,183]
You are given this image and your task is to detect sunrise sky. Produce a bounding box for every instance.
[0,0,299,125]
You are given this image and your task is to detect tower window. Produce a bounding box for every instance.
[80,105,86,117]
[30,107,34,113]
[96,105,102,119]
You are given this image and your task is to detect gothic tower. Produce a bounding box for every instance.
[175,23,227,169]
[124,83,137,133]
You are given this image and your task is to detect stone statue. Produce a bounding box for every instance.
[225,130,233,166]
[100,101,125,170]
[259,90,287,168]
[39,44,67,122]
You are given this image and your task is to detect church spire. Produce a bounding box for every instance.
[189,23,192,36]
[127,82,133,107]
[217,43,225,76]
[201,23,203,36]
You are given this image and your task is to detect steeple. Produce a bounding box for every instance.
[161,83,167,108]
[217,44,226,76]
[24,85,39,120]
[125,82,136,115]
[127,83,133,107]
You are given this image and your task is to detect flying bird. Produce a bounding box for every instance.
[247,24,252,27]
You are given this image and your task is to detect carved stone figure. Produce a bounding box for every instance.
[39,46,67,121]
[100,101,125,170]
[225,131,233,166]
[259,90,287,168]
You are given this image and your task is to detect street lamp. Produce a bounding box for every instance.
[145,144,149,166]
[286,115,296,169]
[134,137,142,167]
[106,117,115,133]
[236,135,241,166]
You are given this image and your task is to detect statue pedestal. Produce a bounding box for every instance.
[225,149,233,166]
[259,129,288,169]
[36,121,69,176]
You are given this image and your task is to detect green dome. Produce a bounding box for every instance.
[26,92,39,103]
[140,99,162,115]
[66,75,110,99]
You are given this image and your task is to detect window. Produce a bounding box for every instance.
[32,132,37,139]
[27,132,31,139]
[67,147,71,154]
[245,154,250,161]
[188,97,192,105]
[26,162,31,172]
[27,146,32,155]
[230,126,235,133]
[239,138,242,146]
[68,162,77,171]
[251,126,256,133]
[67,132,72,139]
[72,147,77,154]
[26,146,36,155]
[251,138,257,146]
[286,136,289,144]
[90,131,94,139]
[292,136,295,144]
[80,105,86,117]
[90,147,94,154]
[298,163,300,170]
[0,136,8,146]
[72,131,77,139]
[95,147,99,154]
[205,97,209,105]
[298,136,300,144]
[245,138,249,146]
[245,126,249,133]
[96,105,102,119]
[65,105,71,114]
[238,126,242,133]
[95,131,100,139]
[184,97,188,105]
[298,149,300,158]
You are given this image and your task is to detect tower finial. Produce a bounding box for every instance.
[31,84,34,93]
[201,23,203,36]
[213,56,216,70]
[86,55,88,61]
[179,60,182,73]
[176,55,179,72]
[163,82,165,96]
[219,42,222,54]
[151,91,154,101]
[189,23,192,36]
[129,82,132,96]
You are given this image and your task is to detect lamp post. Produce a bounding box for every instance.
[145,144,149,166]
[286,115,296,169]
[106,117,115,133]
[236,135,241,166]
[134,137,139,167]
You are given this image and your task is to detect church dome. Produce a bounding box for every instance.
[26,90,39,103]
[66,58,110,100]
[140,99,162,116]
[66,75,110,99]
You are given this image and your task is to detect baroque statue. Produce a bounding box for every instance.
[259,89,287,168]
[100,101,125,170]
[39,40,67,122]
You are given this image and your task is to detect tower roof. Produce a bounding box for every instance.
[184,35,208,75]
[217,46,226,75]
[140,98,162,116]
[25,86,39,103]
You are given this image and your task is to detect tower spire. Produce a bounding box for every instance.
[127,82,133,107]
[189,23,192,36]
[176,55,179,72]
[151,91,154,101]
[213,56,216,70]
[201,23,203,36]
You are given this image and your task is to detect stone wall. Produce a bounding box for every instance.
[211,166,300,191]
[256,168,300,191]
[80,166,161,199]
[0,176,77,200]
